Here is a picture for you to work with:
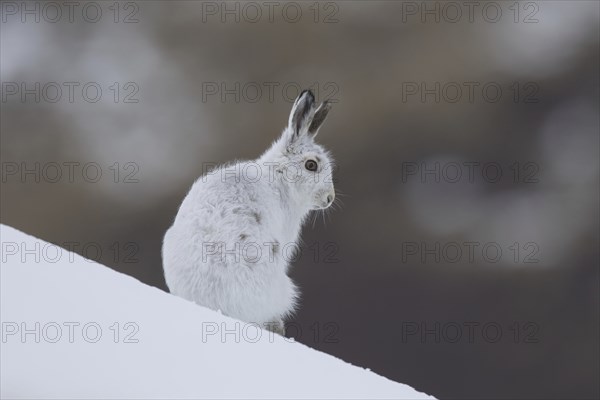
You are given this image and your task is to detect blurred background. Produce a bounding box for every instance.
[1,1,598,398]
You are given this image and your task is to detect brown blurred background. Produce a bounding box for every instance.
[1,1,599,398]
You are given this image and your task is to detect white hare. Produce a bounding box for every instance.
[162,90,335,334]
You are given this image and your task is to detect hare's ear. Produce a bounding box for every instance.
[308,100,332,137]
[287,90,315,142]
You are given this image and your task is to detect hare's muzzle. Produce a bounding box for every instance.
[316,191,335,209]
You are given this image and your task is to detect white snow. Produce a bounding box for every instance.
[0,224,434,399]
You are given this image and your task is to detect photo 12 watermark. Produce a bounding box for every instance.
[200,81,340,104]
[199,2,340,24]
[201,240,340,265]
[399,2,540,24]
[400,241,540,265]
[1,241,141,265]
[1,161,140,184]
[200,161,338,185]
[401,161,540,184]
[401,82,540,104]
[399,321,540,344]
[2,321,140,344]
[1,82,140,104]
[1,1,140,24]
[201,320,340,344]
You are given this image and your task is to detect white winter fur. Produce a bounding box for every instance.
[162,90,335,331]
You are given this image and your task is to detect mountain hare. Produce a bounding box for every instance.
[162,90,335,335]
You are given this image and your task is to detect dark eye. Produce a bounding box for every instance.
[305,159,318,172]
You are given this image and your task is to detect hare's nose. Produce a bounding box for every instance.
[327,194,334,204]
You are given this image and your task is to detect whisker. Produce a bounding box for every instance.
[326,208,333,224]
[332,198,344,211]
[311,210,318,229]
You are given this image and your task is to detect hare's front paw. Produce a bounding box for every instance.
[264,319,285,336]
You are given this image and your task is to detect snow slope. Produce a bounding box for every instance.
[0,224,434,399]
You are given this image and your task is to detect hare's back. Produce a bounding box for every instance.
[177,165,266,236]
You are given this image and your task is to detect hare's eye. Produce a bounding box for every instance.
[305,159,318,172]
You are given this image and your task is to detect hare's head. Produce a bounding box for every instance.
[262,90,335,211]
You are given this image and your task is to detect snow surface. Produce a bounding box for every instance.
[0,224,434,399]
